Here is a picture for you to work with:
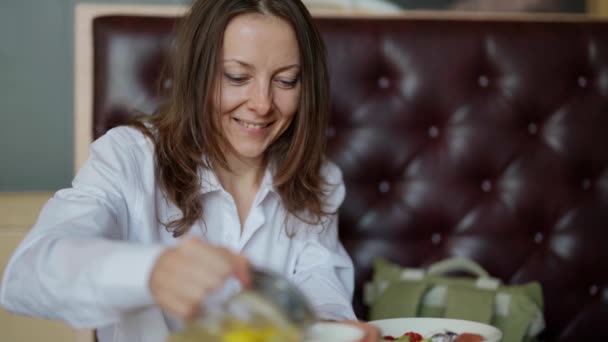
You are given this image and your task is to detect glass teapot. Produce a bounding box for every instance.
[168,267,318,342]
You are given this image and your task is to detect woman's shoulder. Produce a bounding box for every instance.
[319,159,345,211]
[88,126,155,167]
[92,126,153,153]
[320,159,343,185]
[102,125,152,146]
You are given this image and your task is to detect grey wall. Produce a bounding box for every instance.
[0,0,187,192]
[1,0,75,191]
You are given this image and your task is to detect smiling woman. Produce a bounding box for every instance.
[218,14,301,171]
[131,0,332,238]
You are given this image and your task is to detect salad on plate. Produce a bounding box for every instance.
[381,330,484,342]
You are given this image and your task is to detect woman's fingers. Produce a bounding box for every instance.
[149,238,251,320]
[180,238,251,288]
[154,285,201,320]
[231,254,251,288]
[336,320,381,342]
[362,322,381,342]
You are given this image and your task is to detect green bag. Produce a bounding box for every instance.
[364,257,545,342]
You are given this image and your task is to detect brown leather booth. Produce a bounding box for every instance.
[90,11,608,340]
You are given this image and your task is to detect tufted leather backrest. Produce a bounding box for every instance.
[90,12,608,340]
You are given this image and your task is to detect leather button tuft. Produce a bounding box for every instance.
[578,76,588,88]
[428,126,439,138]
[528,122,538,135]
[378,181,391,193]
[589,284,599,296]
[582,178,591,190]
[481,179,492,192]
[534,232,544,244]
[478,75,490,88]
[378,76,390,89]
[431,233,441,245]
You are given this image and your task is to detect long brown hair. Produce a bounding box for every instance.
[132,0,331,237]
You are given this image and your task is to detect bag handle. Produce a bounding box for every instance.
[427,257,490,278]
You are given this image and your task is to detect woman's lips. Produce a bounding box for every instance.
[234,118,272,130]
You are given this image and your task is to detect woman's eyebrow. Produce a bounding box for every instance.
[223,59,300,73]
[275,64,301,73]
[223,59,254,69]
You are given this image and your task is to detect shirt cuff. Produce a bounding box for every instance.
[97,243,167,310]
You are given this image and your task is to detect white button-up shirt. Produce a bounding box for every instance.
[0,127,356,342]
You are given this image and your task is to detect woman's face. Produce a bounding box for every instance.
[216,13,301,163]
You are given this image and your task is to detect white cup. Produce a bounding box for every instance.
[304,322,365,342]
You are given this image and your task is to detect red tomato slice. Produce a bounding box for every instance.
[403,332,423,342]
[453,333,484,342]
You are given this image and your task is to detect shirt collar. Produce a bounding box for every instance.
[198,163,277,197]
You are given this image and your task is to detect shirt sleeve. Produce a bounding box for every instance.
[0,127,166,329]
[289,161,357,321]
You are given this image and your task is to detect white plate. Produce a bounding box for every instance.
[369,317,502,341]
[305,322,366,342]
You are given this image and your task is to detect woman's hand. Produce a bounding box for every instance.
[338,320,381,342]
[149,237,250,320]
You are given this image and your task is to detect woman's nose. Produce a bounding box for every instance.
[247,81,272,115]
